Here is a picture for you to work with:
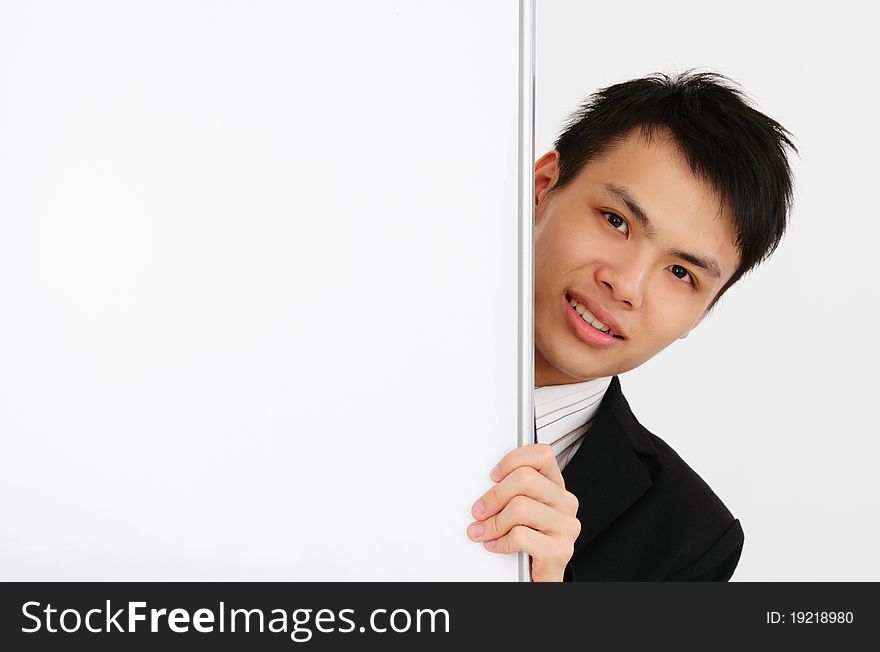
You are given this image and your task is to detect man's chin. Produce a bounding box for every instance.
[535,358,620,385]
[535,340,633,384]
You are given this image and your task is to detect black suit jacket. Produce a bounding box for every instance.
[559,375,744,581]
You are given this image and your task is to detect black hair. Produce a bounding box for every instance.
[552,70,797,311]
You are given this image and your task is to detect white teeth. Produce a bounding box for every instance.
[590,316,610,331]
[568,297,613,334]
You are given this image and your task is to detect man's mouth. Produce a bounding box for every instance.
[565,293,625,339]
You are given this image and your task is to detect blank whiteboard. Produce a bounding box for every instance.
[0,0,529,580]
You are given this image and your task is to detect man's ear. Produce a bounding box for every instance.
[679,308,709,340]
[534,150,560,210]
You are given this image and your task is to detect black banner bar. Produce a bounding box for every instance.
[1,582,874,650]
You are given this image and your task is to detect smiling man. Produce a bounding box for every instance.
[466,72,796,581]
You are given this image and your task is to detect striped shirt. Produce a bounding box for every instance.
[534,377,613,472]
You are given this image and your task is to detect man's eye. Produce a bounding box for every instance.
[603,212,628,235]
[670,264,696,287]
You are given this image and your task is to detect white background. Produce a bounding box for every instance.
[537,0,880,580]
[0,0,521,580]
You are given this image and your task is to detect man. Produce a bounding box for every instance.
[466,72,796,581]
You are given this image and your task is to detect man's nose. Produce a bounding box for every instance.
[594,258,646,310]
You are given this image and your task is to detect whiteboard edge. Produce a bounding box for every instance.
[517,0,536,584]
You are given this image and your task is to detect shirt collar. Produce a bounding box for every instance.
[534,376,613,445]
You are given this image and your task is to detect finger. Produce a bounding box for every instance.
[485,524,550,556]
[483,525,574,567]
[467,494,581,542]
[472,465,578,521]
[490,443,564,488]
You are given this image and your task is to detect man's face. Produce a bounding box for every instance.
[534,129,741,386]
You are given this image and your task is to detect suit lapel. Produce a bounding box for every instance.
[561,375,658,555]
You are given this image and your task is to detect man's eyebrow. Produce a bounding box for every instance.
[668,248,722,280]
[604,182,657,237]
[602,182,723,280]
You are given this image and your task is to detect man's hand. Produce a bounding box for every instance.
[467,443,581,581]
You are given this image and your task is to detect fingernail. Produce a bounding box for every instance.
[468,523,485,538]
[489,465,501,481]
[484,539,497,549]
[472,500,485,519]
